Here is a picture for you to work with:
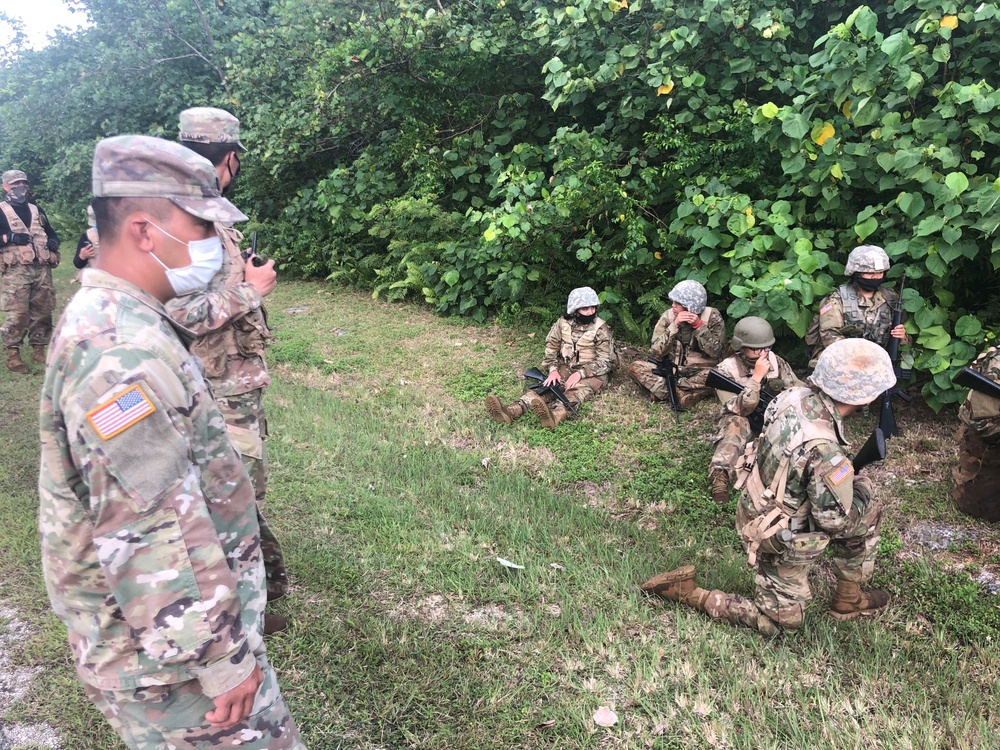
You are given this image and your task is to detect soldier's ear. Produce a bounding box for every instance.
[129,217,158,253]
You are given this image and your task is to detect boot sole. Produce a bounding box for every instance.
[484,396,512,424]
[529,398,556,430]
[640,565,696,597]
[828,607,887,621]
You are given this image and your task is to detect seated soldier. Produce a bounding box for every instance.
[806,244,908,368]
[708,316,803,505]
[628,280,725,408]
[952,345,1000,521]
[485,286,614,430]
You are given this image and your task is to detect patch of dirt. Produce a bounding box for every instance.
[375,592,526,631]
[0,605,60,748]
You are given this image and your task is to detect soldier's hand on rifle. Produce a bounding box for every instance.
[543,369,562,387]
[245,256,277,297]
[564,371,582,390]
[751,353,771,383]
[890,324,906,339]
[676,310,699,326]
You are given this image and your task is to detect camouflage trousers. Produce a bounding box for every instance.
[952,424,1000,522]
[83,653,306,749]
[510,368,607,417]
[627,359,713,407]
[710,415,752,482]
[216,389,288,601]
[0,262,55,348]
[750,499,882,627]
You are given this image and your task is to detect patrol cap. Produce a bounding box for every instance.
[178,107,247,151]
[809,339,895,405]
[2,170,28,185]
[92,135,247,224]
[566,286,600,315]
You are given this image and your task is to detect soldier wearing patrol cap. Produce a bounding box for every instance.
[628,279,725,408]
[0,168,61,373]
[641,339,894,636]
[38,135,306,748]
[805,244,909,368]
[166,107,290,636]
[485,286,616,429]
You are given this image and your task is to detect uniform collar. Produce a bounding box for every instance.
[81,268,197,345]
[813,388,850,446]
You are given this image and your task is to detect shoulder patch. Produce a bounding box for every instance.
[827,461,854,486]
[87,384,156,440]
[820,302,834,315]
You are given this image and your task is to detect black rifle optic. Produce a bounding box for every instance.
[523,368,578,414]
[705,369,775,435]
[648,356,682,424]
[852,427,887,474]
[879,274,911,438]
[954,366,1000,400]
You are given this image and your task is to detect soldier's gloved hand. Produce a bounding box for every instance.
[8,232,31,246]
[46,237,60,251]
[852,474,875,503]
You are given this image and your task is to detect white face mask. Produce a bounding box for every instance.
[146,220,223,296]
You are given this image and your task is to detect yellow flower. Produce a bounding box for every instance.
[940,15,958,29]
[657,83,674,96]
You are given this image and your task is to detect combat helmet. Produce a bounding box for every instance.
[566,286,600,315]
[845,245,890,275]
[668,280,707,315]
[809,339,895,405]
[731,316,775,351]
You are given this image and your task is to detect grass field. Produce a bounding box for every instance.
[2,267,999,748]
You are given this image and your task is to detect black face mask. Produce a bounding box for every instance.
[7,186,29,204]
[855,276,883,292]
[575,312,596,324]
[222,154,241,197]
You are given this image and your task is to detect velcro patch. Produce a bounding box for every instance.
[87,385,156,440]
[820,302,833,315]
[827,461,854,486]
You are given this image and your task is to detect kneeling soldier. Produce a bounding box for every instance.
[952,345,1000,521]
[642,339,895,636]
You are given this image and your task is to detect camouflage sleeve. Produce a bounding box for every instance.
[74,351,256,698]
[166,280,262,336]
[802,440,861,536]
[722,378,761,417]
[580,324,614,379]
[541,320,563,372]
[693,308,725,359]
[778,358,805,389]
[883,289,912,347]
[817,293,847,350]
[648,311,673,359]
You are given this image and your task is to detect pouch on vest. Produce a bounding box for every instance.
[190,339,227,379]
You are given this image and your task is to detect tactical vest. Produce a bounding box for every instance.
[734,387,841,565]
[555,317,606,368]
[666,306,717,366]
[720,351,781,384]
[0,201,52,266]
[189,224,272,379]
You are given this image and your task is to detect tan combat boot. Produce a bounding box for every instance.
[31,345,46,364]
[828,580,891,621]
[527,392,556,429]
[485,395,523,424]
[5,347,28,374]
[709,469,730,505]
[263,612,289,635]
[640,565,706,605]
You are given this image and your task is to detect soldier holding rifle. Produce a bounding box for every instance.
[952,348,1000,521]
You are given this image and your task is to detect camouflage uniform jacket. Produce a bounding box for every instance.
[0,201,57,269]
[541,317,614,379]
[812,284,910,352]
[959,346,1000,444]
[649,306,725,366]
[716,352,802,417]
[739,386,866,539]
[39,269,264,698]
[166,224,271,397]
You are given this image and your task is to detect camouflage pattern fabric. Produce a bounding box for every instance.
[1,262,55,347]
[565,286,599,315]
[668,280,708,314]
[953,346,1000,520]
[180,107,247,150]
[807,284,909,367]
[509,366,608,416]
[216,390,288,600]
[735,386,882,628]
[540,316,615,379]
[710,414,753,480]
[39,269,267,703]
[2,169,27,184]
[83,651,305,749]
[844,244,890,275]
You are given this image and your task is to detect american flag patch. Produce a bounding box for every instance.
[820,302,833,315]
[827,462,854,486]
[87,385,155,440]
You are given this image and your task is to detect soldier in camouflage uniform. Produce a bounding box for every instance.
[708,317,802,505]
[642,339,895,636]
[72,205,100,283]
[952,346,1000,521]
[628,280,725,408]
[485,286,615,430]
[166,108,289,635]
[806,245,909,367]
[0,169,61,373]
[39,136,305,748]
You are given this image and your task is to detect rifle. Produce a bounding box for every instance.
[954,366,1000,400]
[706,369,775,435]
[243,231,267,267]
[879,274,911,438]
[852,427,887,473]
[647,356,682,424]
[523,368,578,414]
